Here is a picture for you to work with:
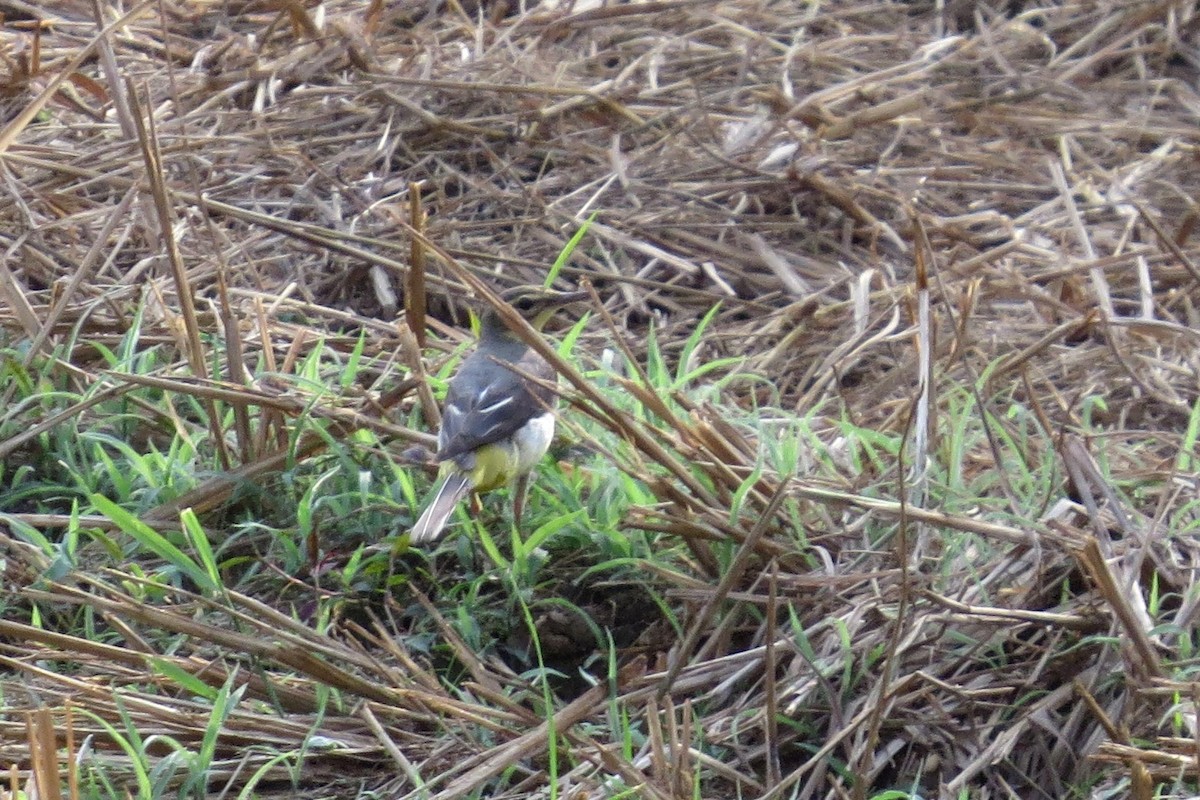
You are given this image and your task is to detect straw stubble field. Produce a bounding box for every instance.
[0,1,1198,798]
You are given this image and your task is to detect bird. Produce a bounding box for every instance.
[409,285,587,544]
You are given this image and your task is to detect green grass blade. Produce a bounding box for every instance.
[547,211,597,287]
[91,494,217,593]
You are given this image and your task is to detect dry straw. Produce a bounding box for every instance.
[0,1,1197,798]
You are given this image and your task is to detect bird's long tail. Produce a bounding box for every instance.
[410,472,474,544]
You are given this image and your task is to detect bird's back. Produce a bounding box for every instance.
[437,336,556,465]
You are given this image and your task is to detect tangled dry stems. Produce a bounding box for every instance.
[0,0,1198,798]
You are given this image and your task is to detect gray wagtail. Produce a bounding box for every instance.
[409,285,587,544]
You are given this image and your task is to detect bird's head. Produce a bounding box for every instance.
[479,285,589,341]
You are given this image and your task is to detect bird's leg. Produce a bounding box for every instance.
[512,473,532,529]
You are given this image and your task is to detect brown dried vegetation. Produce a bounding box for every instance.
[0,0,1199,798]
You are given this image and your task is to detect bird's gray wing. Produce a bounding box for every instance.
[437,348,556,464]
